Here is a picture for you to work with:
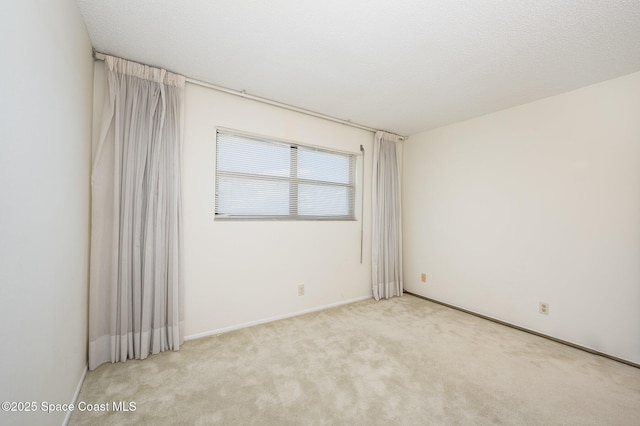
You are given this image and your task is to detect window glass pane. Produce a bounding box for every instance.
[217,137,290,177]
[216,130,355,220]
[298,184,351,216]
[297,148,351,184]
[216,175,289,216]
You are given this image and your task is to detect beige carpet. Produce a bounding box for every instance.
[71,295,640,425]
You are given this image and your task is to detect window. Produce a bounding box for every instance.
[215,130,356,220]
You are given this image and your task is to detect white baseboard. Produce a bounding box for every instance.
[62,364,88,426]
[185,295,371,341]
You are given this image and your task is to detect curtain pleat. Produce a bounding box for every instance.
[372,131,403,300]
[89,56,185,370]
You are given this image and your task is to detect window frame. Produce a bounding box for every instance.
[215,129,357,221]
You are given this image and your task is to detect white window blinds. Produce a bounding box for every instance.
[216,130,356,220]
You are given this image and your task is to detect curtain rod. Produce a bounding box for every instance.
[93,51,407,140]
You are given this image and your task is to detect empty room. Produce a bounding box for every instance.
[2,0,640,425]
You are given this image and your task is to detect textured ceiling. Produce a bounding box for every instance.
[77,0,640,136]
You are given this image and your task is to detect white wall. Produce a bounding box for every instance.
[403,71,640,364]
[0,1,93,425]
[183,85,373,337]
[91,58,374,348]
[90,62,372,344]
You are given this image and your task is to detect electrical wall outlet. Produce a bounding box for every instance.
[421,273,427,283]
[298,284,305,296]
[539,302,549,315]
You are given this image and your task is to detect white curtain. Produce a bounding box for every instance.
[372,131,403,300]
[89,56,185,370]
